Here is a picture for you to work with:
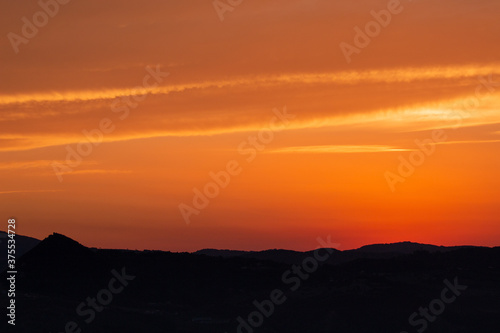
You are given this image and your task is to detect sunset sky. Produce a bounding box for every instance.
[1,0,499,251]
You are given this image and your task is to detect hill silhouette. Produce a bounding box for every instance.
[1,233,499,332]
[195,241,474,265]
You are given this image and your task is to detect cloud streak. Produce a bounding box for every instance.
[1,64,499,106]
[0,190,63,195]
[268,145,411,154]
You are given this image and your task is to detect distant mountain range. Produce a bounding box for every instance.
[1,232,499,332]
[196,241,481,265]
[0,231,489,270]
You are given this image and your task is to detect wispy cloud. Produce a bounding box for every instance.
[1,93,499,153]
[0,160,66,170]
[63,169,133,175]
[268,145,410,154]
[1,64,499,106]
[438,139,500,146]
[0,189,63,195]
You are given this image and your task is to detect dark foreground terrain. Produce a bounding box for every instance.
[1,233,499,332]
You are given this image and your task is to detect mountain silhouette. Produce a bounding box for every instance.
[13,232,110,297]
[1,233,499,333]
[354,241,475,253]
[195,241,475,265]
[21,232,90,259]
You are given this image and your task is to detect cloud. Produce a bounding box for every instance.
[0,160,65,170]
[268,145,410,154]
[59,169,133,176]
[438,139,500,146]
[1,64,499,106]
[0,190,63,195]
[1,90,498,153]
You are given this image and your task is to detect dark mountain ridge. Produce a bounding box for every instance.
[1,233,499,332]
[195,241,481,265]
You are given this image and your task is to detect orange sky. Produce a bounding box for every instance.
[1,0,499,251]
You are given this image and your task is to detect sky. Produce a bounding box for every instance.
[1,0,499,251]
